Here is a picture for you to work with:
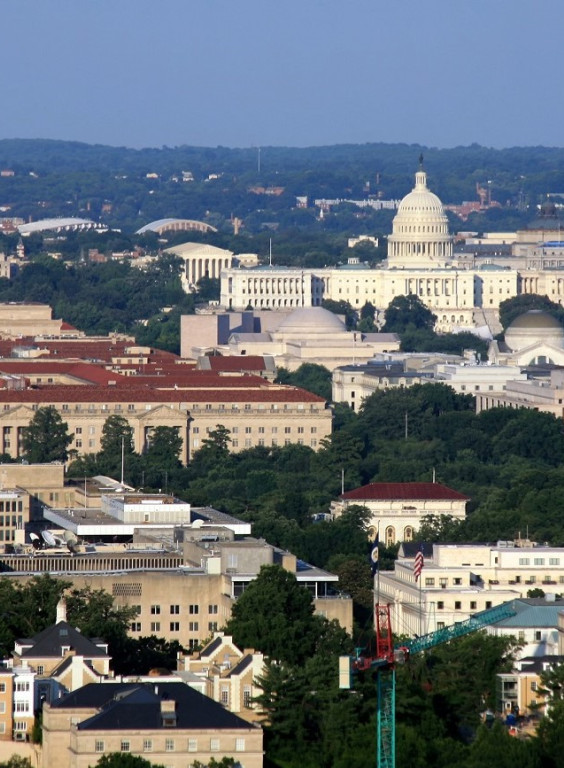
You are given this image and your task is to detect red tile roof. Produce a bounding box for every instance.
[0,384,325,405]
[206,356,269,372]
[341,482,469,501]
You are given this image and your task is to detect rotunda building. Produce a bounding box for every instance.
[387,161,453,269]
[504,310,564,354]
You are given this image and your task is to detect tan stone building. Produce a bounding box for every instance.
[0,373,332,464]
[0,303,80,339]
[178,632,265,723]
[0,523,353,651]
[42,681,263,768]
[0,671,14,742]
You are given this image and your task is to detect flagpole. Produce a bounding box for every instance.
[419,570,423,637]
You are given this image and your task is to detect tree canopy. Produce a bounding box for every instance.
[21,406,73,463]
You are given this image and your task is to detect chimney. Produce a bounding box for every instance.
[56,598,67,624]
[160,698,177,727]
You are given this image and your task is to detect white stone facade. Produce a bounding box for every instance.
[379,543,564,639]
[220,167,564,333]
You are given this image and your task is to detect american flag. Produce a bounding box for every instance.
[413,546,424,582]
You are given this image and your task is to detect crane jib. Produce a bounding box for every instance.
[399,599,518,657]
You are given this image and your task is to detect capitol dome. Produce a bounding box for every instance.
[505,310,564,351]
[276,306,346,335]
[387,162,453,269]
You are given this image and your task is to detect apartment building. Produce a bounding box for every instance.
[42,681,263,768]
[178,632,265,723]
[498,655,564,718]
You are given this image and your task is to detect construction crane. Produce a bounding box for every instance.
[340,600,517,768]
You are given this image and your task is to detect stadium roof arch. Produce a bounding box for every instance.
[136,218,218,236]
[18,218,108,235]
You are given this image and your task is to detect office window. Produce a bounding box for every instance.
[550,558,560,566]
[453,578,462,585]
[150,622,160,632]
[221,687,229,705]
[531,681,538,691]
[165,738,174,752]
[534,558,545,566]
[0,683,5,693]
[519,558,530,566]
[189,605,199,614]
[437,622,445,630]
[243,685,252,708]
[0,703,5,714]
[36,666,44,676]
[454,601,461,610]
[189,622,199,631]
[470,601,477,610]
[170,605,180,614]
[169,622,180,632]
[209,622,218,632]
[121,741,130,752]
[130,622,141,633]
[188,739,198,752]
[95,741,105,753]
[535,631,542,641]
[236,738,246,752]
[424,578,435,587]
[210,738,220,751]
[209,605,218,614]
[143,739,152,752]
[245,426,252,434]
[284,426,291,434]
[486,601,492,609]
[151,605,161,615]
[437,601,444,610]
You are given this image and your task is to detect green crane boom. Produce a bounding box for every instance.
[341,599,518,768]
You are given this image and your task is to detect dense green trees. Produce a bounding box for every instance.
[382,294,437,333]
[21,406,73,463]
[276,362,332,400]
[499,293,564,331]
[93,755,165,768]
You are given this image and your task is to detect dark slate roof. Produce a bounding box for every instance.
[199,636,223,658]
[227,655,253,677]
[61,683,252,731]
[517,655,564,674]
[341,482,469,502]
[20,622,107,659]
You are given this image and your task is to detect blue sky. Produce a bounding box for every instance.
[1,0,562,149]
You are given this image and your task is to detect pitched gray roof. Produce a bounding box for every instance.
[19,622,107,659]
[55,682,253,731]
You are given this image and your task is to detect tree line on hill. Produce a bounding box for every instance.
[0,139,561,234]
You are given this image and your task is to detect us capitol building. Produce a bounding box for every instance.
[219,161,564,334]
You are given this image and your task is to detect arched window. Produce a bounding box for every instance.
[385,526,395,547]
[404,526,414,542]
